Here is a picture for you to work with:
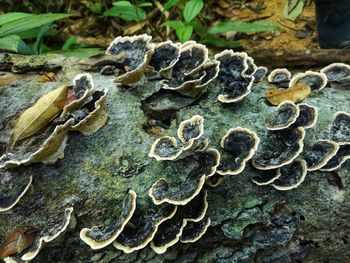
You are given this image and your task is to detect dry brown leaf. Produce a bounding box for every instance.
[265,83,311,105]
[10,84,68,147]
[0,227,37,259]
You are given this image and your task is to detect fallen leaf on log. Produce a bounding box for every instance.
[10,84,68,147]
[265,83,311,105]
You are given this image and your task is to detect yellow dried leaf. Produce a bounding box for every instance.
[265,83,311,106]
[10,84,68,146]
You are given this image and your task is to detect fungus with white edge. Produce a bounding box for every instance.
[271,160,308,191]
[303,140,339,171]
[319,142,350,171]
[0,175,33,212]
[266,101,300,131]
[180,216,211,243]
[148,136,183,161]
[320,63,350,82]
[217,127,260,175]
[253,66,268,83]
[106,34,153,85]
[331,111,350,143]
[267,68,292,84]
[251,168,281,186]
[288,71,327,91]
[253,127,305,170]
[21,207,74,261]
[79,190,136,249]
[113,203,176,253]
[291,103,318,129]
[150,191,208,254]
[177,115,204,150]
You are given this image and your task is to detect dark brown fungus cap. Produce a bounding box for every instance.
[173,43,208,76]
[217,127,260,175]
[253,66,268,83]
[266,101,300,131]
[148,40,180,76]
[319,142,350,171]
[177,115,204,150]
[215,50,254,103]
[267,68,291,84]
[80,190,136,249]
[271,160,307,191]
[253,127,305,170]
[320,63,350,82]
[0,118,74,169]
[70,89,108,135]
[0,175,32,212]
[113,203,176,253]
[150,191,208,254]
[180,216,211,243]
[331,111,350,143]
[106,34,153,85]
[291,103,318,129]
[303,140,339,171]
[251,169,281,186]
[21,207,74,261]
[148,136,183,161]
[61,73,94,117]
[149,148,220,205]
[289,71,327,91]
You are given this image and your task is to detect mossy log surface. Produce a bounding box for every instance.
[0,54,349,263]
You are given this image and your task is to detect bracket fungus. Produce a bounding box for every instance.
[266,101,300,131]
[217,127,260,176]
[291,103,318,129]
[289,71,327,91]
[253,66,268,83]
[331,111,350,143]
[0,175,32,212]
[180,216,211,244]
[253,127,305,170]
[320,63,350,82]
[113,203,176,253]
[149,148,220,205]
[215,50,255,103]
[271,160,308,191]
[21,207,74,261]
[303,140,339,171]
[150,190,208,254]
[80,190,136,250]
[148,136,183,161]
[177,115,204,150]
[319,143,350,171]
[267,68,292,85]
[105,34,153,85]
[251,168,281,186]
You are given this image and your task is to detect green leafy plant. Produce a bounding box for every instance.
[161,0,279,48]
[103,1,153,21]
[0,12,102,57]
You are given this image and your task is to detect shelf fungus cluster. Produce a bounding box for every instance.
[0,73,108,169]
[0,73,108,260]
[252,99,349,190]
[98,34,266,102]
[267,68,327,91]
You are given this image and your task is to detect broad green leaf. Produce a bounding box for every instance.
[112,1,133,7]
[103,5,147,21]
[283,0,304,21]
[161,20,184,30]
[189,21,207,36]
[62,35,77,50]
[208,20,279,34]
[0,12,31,26]
[0,35,22,52]
[10,85,68,147]
[0,13,70,37]
[50,48,103,58]
[183,0,203,22]
[164,0,181,10]
[176,25,193,43]
[201,36,241,48]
